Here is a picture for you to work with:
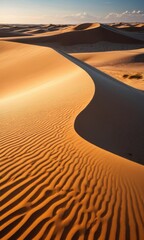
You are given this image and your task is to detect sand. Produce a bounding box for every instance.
[110,22,144,32]
[1,22,144,45]
[1,23,144,240]
[73,49,144,90]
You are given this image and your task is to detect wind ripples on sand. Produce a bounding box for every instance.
[0,43,144,240]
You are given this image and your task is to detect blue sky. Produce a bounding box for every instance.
[0,0,144,24]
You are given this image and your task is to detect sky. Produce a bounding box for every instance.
[0,0,144,24]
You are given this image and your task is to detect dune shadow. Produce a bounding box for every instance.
[56,50,144,165]
[5,39,144,53]
[132,53,144,62]
[38,42,144,53]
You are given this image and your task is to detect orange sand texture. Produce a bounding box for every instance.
[0,23,144,240]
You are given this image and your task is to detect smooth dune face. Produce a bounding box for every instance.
[73,49,144,66]
[0,41,81,98]
[73,49,144,90]
[1,41,144,240]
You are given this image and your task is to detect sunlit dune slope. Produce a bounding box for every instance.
[1,42,144,240]
[73,48,144,67]
[110,22,144,32]
[0,41,81,98]
[73,49,144,90]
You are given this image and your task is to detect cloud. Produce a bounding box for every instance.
[63,12,99,23]
[105,10,144,22]
[0,9,143,24]
[62,10,144,24]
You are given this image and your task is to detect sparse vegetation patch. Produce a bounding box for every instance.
[123,73,143,80]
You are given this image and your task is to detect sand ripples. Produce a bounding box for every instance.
[1,44,144,239]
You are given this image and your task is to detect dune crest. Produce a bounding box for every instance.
[73,23,100,31]
[0,41,83,99]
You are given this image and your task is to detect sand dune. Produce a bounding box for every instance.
[102,24,144,42]
[73,49,144,66]
[1,23,144,46]
[0,25,33,37]
[73,49,144,90]
[1,41,144,239]
[0,24,71,39]
[73,23,100,31]
[0,29,31,37]
[62,52,144,163]
[111,22,144,32]
[0,41,80,98]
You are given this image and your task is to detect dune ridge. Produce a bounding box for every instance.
[110,22,144,32]
[1,41,144,239]
[60,51,144,164]
[0,41,81,98]
[1,23,144,46]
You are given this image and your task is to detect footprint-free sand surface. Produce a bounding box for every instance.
[1,23,144,240]
[73,48,144,90]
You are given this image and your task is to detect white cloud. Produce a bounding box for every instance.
[63,12,99,24]
[62,10,144,24]
[105,10,144,22]
[0,9,143,24]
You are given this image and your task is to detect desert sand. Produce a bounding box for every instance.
[1,22,144,44]
[0,23,144,240]
[73,48,144,90]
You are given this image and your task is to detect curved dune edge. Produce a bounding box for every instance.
[0,41,89,99]
[59,51,144,164]
[73,23,101,31]
[72,49,144,91]
[1,42,144,240]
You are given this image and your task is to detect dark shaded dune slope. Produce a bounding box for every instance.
[0,30,32,37]
[74,23,93,30]
[59,51,144,165]
[119,26,144,32]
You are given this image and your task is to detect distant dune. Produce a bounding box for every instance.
[73,23,101,31]
[1,22,144,45]
[0,24,144,240]
[110,22,144,32]
[73,48,144,90]
[0,29,32,37]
